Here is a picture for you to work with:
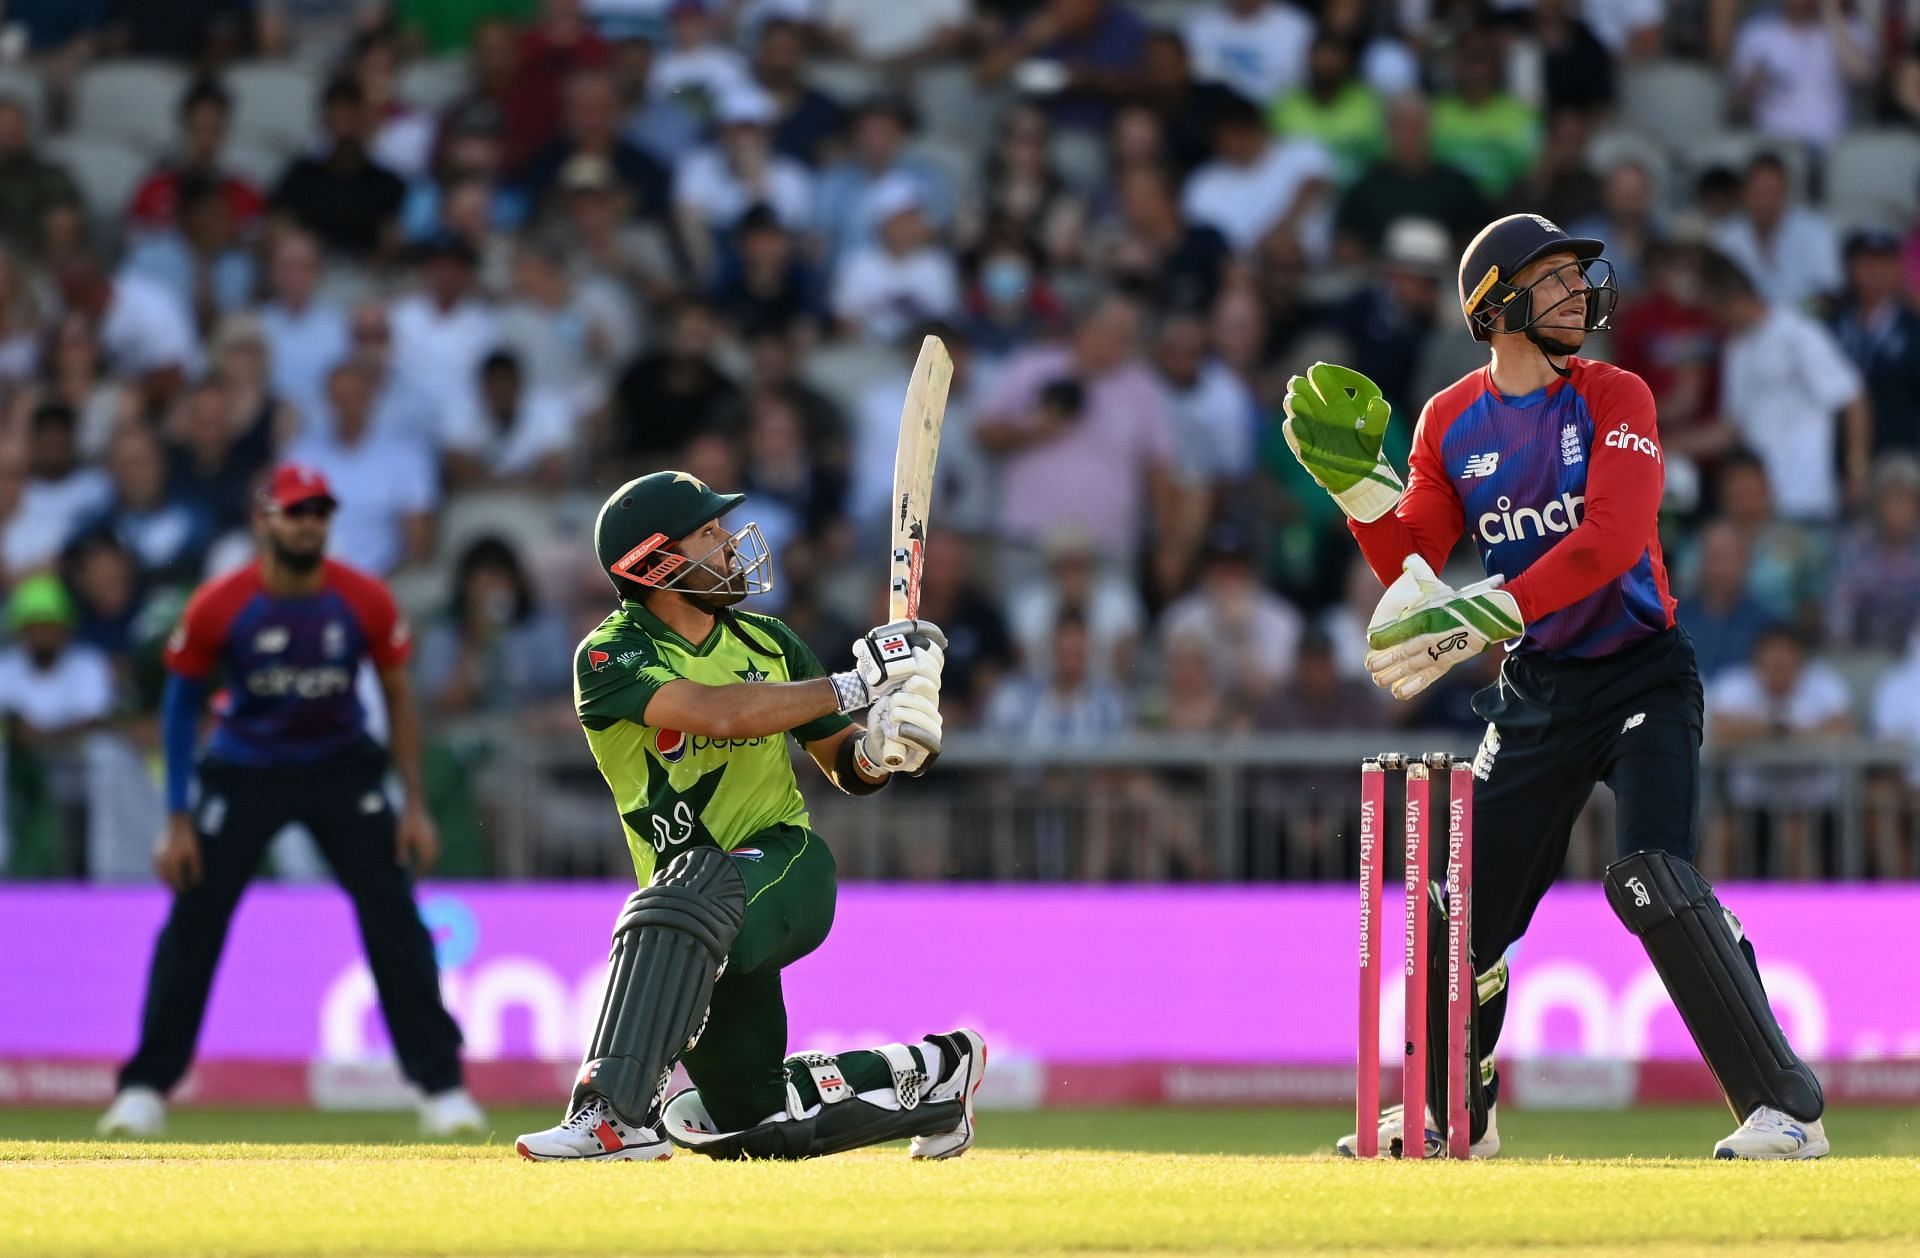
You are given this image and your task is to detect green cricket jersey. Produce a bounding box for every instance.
[574,601,851,885]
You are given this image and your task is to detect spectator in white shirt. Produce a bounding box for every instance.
[341,300,441,448]
[823,0,971,63]
[1707,625,1853,879]
[1004,523,1145,681]
[652,0,755,111]
[673,84,816,282]
[830,177,961,344]
[4,404,112,577]
[1158,523,1303,703]
[498,240,637,416]
[440,350,573,491]
[285,362,438,575]
[1710,152,1843,312]
[59,261,201,408]
[388,231,504,429]
[256,230,350,427]
[1870,626,1920,876]
[1184,0,1314,105]
[1181,91,1333,259]
[1152,307,1256,490]
[1702,249,1869,522]
[1729,0,1873,152]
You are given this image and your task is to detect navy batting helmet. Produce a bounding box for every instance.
[1457,213,1617,343]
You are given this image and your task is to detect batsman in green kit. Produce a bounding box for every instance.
[515,471,987,1162]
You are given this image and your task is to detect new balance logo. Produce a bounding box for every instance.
[1622,712,1646,733]
[1463,452,1500,479]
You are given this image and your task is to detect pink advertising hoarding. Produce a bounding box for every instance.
[2,885,1917,1107]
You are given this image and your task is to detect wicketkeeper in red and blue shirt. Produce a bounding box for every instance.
[1284,214,1827,1160]
[99,465,481,1138]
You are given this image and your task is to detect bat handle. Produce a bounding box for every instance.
[882,737,908,770]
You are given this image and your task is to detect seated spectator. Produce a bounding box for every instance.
[1707,625,1852,879]
[416,536,574,716]
[61,531,147,666]
[1679,449,1828,633]
[1158,523,1303,704]
[269,76,408,262]
[440,350,572,490]
[1131,31,1241,179]
[1152,306,1256,513]
[499,239,636,414]
[1613,241,1721,468]
[821,0,971,65]
[255,234,349,437]
[1728,0,1871,153]
[977,0,1149,135]
[514,0,615,161]
[1089,162,1230,313]
[723,320,849,464]
[59,259,202,407]
[1701,249,1866,522]
[520,67,673,227]
[1832,228,1920,459]
[673,85,815,283]
[8,313,129,461]
[389,232,504,425]
[650,0,754,114]
[1711,153,1842,314]
[124,174,257,333]
[82,425,214,589]
[0,246,39,388]
[1429,27,1540,201]
[608,299,740,470]
[349,26,438,182]
[709,206,823,339]
[1827,455,1920,653]
[961,225,1066,363]
[1318,217,1454,424]
[609,29,702,169]
[739,387,846,538]
[974,292,1180,580]
[911,531,1015,730]
[438,17,541,174]
[285,362,437,575]
[814,94,954,271]
[3,404,112,577]
[550,153,682,306]
[339,300,442,447]
[830,179,961,344]
[1185,0,1312,106]
[164,368,276,535]
[1005,526,1144,683]
[962,103,1084,270]
[986,606,1134,742]
[1317,554,1386,682]
[126,79,266,238]
[1536,0,1617,115]
[1269,32,1387,187]
[1181,90,1333,259]
[1569,158,1664,294]
[1869,627,1920,877]
[1678,518,1776,684]
[752,17,844,168]
[0,95,79,260]
[1335,93,1488,261]
[1507,107,1604,234]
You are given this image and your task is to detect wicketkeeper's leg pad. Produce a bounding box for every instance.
[1605,850,1824,1122]
[572,846,747,1127]
[662,1044,962,1160]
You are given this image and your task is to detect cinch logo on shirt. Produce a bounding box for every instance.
[245,664,354,698]
[1603,423,1661,461]
[1477,492,1585,545]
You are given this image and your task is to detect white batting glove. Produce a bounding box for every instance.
[854,676,943,777]
[829,619,947,714]
[1363,555,1524,701]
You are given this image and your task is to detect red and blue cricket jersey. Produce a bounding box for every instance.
[163,559,412,765]
[1351,357,1676,659]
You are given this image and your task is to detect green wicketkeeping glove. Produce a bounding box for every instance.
[1281,362,1404,524]
[1363,556,1526,701]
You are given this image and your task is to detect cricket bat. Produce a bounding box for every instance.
[882,335,952,767]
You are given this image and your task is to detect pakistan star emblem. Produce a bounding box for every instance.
[736,666,770,682]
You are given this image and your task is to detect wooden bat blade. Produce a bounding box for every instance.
[888,335,952,623]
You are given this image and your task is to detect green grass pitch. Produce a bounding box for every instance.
[3,1106,1918,1256]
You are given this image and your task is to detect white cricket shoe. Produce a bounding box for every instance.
[515,1096,672,1162]
[1713,1107,1828,1160]
[419,1087,486,1137]
[909,1028,989,1161]
[97,1086,166,1137]
[1335,1102,1501,1159]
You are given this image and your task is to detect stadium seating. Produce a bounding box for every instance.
[0,65,47,129]
[1618,60,1728,143]
[74,61,189,151]
[43,135,149,241]
[1825,128,1920,231]
[396,57,468,113]
[224,62,320,155]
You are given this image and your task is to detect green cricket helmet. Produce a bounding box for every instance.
[594,470,772,604]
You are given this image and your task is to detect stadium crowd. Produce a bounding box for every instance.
[0,0,1917,881]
